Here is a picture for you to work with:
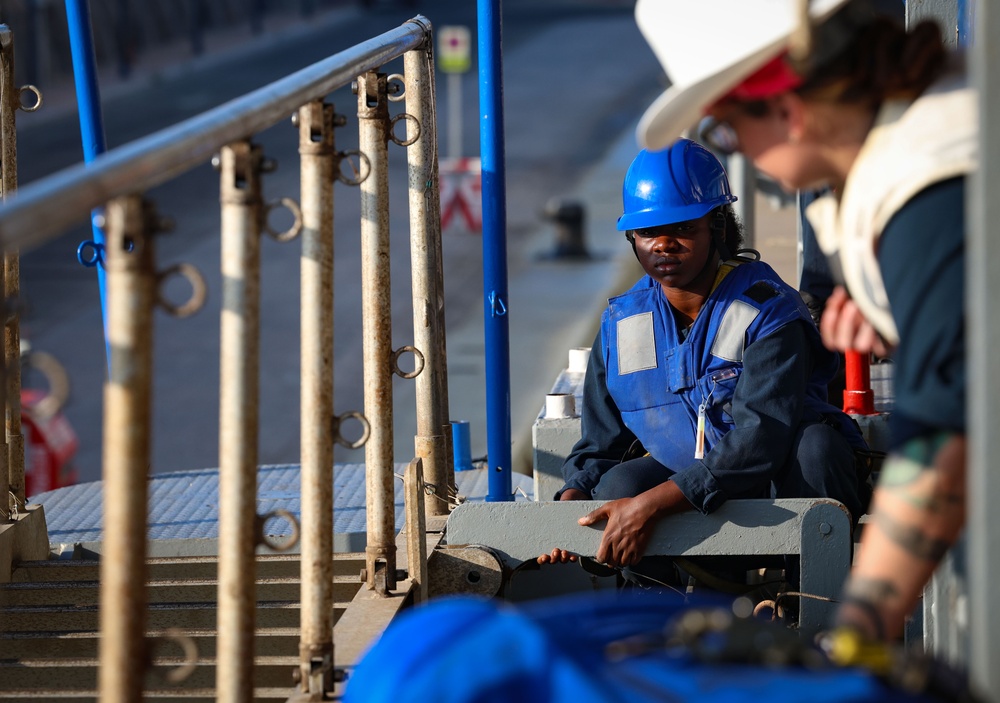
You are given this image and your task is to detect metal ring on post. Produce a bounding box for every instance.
[17,85,42,112]
[386,73,407,102]
[22,350,70,420]
[257,509,301,553]
[389,113,419,147]
[150,629,199,685]
[335,149,371,186]
[156,263,207,318]
[391,345,425,379]
[76,240,105,268]
[332,410,371,450]
[263,197,303,242]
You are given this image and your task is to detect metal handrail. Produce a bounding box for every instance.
[0,17,430,253]
[1,15,446,701]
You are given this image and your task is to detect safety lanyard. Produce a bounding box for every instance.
[694,367,739,460]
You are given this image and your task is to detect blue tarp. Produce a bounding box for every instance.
[346,591,938,703]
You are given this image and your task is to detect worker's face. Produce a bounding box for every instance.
[631,214,717,292]
[710,95,828,192]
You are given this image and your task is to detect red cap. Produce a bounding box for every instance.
[722,54,803,102]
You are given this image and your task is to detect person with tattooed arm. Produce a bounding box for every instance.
[630,0,972,642]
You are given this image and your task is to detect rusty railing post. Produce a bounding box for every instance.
[98,194,155,703]
[216,140,263,703]
[403,24,453,519]
[403,457,428,603]
[0,25,20,515]
[358,71,397,594]
[297,99,337,696]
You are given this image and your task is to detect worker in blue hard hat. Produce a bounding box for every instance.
[541,140,869,572]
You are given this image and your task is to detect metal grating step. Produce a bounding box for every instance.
[1,550,364,699]
[0,655,300,690]
[0,628,301,659]
[0,600,350,631]
[9,552,366,583]
[0,575,362,607]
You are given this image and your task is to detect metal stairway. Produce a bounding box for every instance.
[0,552,365,701]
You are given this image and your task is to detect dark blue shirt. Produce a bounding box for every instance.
[878,177,966,446]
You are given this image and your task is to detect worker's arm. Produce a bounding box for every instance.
[578,479,692,566]
[556,331,638,499]
[836,433,965,640]
[539,331,637,564]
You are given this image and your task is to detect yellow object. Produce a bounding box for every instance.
[823,628,894,675]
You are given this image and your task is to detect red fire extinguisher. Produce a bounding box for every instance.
[21,345,78,498]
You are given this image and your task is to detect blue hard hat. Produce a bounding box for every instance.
[617,139,737,232]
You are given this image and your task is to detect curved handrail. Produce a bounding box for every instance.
[0,16,430,253]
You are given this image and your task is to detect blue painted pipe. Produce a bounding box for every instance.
[477,0,513,502]
[957,0,973,46]
[451,421,474,472]
[65,0,110,368]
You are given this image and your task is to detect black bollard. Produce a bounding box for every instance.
[542,198,590,259]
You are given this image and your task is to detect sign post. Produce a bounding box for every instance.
[438,25,470,159]
[437,26,480,233]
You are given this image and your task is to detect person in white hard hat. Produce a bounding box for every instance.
[632,0,974,643]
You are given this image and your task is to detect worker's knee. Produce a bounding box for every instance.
[776,422,862,515]
[796,422,856,482]
[592,456,674,500]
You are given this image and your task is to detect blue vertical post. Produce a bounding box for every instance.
[957,0,972,46]
[65,0,110,367]
[477,0,513,502]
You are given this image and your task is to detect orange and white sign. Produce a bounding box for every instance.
[439,157,481,233]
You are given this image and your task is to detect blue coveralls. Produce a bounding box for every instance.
[560,260,867,520]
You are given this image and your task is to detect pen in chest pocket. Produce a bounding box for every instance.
[694,367,738,459]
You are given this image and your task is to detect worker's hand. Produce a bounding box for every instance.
[536,548,578,565]
[819,286,892,357]
[579,496,656,567]
[559,488,589,501]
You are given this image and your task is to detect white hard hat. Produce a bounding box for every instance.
[635,0,852,151]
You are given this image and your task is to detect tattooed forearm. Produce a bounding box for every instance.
[837,577,899,640]
[873,510,952,562]
[879,455,923,488]
[879,446,965,513]
[842,576,899,604]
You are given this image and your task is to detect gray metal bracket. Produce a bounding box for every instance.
[447,498,852,635]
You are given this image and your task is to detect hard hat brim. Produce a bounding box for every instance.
[637,39,786,152]
[617,196,736,232]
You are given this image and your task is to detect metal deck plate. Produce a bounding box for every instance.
[30,464,532,553]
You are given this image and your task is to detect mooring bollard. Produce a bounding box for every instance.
[541,197,589,259]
